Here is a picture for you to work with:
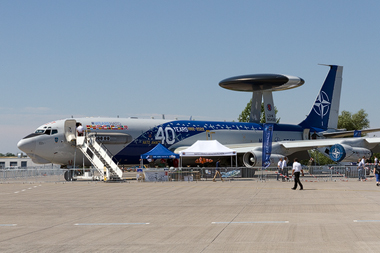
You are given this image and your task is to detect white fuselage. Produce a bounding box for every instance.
[17,117,305,166]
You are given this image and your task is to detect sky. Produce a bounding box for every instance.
[1,0,380,154]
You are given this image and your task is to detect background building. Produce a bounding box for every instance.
[0,153,49,169]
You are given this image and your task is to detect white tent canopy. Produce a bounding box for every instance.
[179,140,236,156]
[179,140,237,167]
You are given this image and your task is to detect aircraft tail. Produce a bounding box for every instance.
[299,65,343,131]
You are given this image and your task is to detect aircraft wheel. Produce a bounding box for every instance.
[70,170,77,181]
[64,171,71,181]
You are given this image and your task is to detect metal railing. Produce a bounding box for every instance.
[0,165,63,183]
[164,165,374,181]
[0,165,374,183]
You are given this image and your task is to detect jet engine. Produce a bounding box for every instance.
[329,144,372,162]
[242,151,285,168]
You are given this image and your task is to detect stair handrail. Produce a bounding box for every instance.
[86,133,115,160]
[79,132,123,180]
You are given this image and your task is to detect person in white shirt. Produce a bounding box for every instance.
[277,158,283,181]
[76,123,84,136]
[361,157,367,180]
[291,158,304,190]
[282,157,288,181]
[357,157,366,181]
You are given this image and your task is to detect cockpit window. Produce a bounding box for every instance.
[34,128,58,135]
[23,126,58,140]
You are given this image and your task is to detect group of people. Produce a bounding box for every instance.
[276,157,289,181]
[291,155,380,190]
[286,155,380,190]
[358,156,380,186]
[196,156,306,189]
[277,157,304,190]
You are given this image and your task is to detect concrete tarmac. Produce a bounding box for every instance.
[1,177,380,252]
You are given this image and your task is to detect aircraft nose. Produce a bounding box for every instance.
[17,138,36,154]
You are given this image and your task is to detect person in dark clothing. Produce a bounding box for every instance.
[373,160,380,186]
[213,159,224,182]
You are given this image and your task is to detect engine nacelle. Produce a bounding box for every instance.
[329,144,372,162]
[243,151,285,168]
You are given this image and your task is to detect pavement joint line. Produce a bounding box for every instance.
[0,224,17,227]
[212,221,289,224]
[10,185,42,194]
[74,223,150,226]
[353,220,380,223]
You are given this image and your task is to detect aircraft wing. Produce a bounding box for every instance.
[174,137,380,168]
[363,137,380,144]
[223,137,380,153]
[174,142,263,154]
[322,128,380,138]
[175,137,380,155]
[280,139,347,149]
[224,139,343,154]
[224,137,380,167]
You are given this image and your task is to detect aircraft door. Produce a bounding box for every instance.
[303,129,310,140]
[64,119,77,142]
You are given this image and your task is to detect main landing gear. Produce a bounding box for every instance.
[64,170,77,181]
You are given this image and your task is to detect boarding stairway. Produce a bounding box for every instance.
[76,134,123,181]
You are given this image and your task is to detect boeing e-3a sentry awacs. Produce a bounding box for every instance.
[17,65,380,180]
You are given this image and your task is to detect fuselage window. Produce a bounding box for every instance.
[35,129,45,134]
[51,129,58,135]
[45,129,51,135]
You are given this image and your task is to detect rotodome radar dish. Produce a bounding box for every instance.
[219,74,305,92]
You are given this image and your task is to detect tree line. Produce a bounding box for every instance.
[239,100,370,130]
[0,153,16,157]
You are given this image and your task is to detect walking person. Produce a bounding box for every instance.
[277,158,283,181]
[357,157,365,181]
[213,159,224,182]
[291,158,304,190]
[362,156,367,180]
[282,157,288,181]
[373,160,380,186]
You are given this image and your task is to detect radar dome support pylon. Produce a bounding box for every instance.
[219,73,305,123]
